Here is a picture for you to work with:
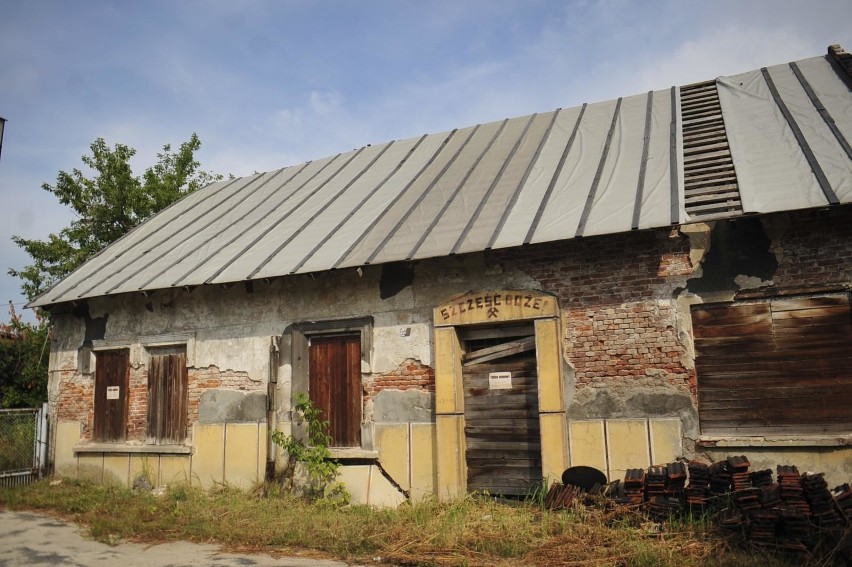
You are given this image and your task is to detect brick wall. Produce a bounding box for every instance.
[57,363,260,443]
[365,358,435,402]
[762,207,852,293]
[493,227,695,393]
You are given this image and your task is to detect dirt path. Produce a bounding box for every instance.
[0,509,353,566]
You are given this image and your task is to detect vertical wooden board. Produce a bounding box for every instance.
[191,423,225,489]
[376,424,411,491]
[224,423,261,488]
[94,350,129,442]
[159,455,191,487]
[606,420,650,482]
[539,412,568,484]
[129,454,158,487]
[568,420,607,473]
[435,327,462,414]
[54,421,80,477]
[410,423,437,501]
[436,414,466,501]
[147,354,162,442]
[535,318,564,413]
[310,335,361,447]
[344,336,362,447]
[102,454,130,486]
[649,418,682,465]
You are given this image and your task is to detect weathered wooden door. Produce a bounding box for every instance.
[147,347,188,444]
[93,349,129,442]
[462,327,541,495]
[309,335,362,447]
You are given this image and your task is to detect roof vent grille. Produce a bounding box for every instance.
[680,80,743,221]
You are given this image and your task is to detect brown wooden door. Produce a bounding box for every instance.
[463,332,541,496]
[309,335,362,447]
[93,350,129,442]
[147,347,188,444]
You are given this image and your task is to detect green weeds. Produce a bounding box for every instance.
[0,479,802,566]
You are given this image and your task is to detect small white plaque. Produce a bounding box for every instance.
[488,372,512,390]
[106,386,120,400]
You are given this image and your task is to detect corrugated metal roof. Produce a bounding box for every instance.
[30,52,852,308]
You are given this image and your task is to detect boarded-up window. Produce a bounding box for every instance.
[692,295,852,435]
[147,347,188,444]
[93,349,129,442]
[309,335,361,447]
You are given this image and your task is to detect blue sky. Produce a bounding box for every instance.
[1,0,850,321]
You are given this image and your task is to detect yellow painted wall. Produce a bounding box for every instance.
[192,423,225,489]
[54,421,80,477]
[568,418,685,483]
[410,423,437,501]
[376,424,411,491]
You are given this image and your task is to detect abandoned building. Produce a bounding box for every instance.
[31,45,852,506]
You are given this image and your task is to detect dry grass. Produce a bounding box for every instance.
[0,479,808,566]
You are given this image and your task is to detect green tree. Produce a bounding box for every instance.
[0,317,49,408]
[10,133,222,302]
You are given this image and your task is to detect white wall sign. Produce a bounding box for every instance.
[106,386,120,400]
[488,372,512,390]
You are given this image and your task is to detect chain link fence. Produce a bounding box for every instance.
[0,406,48,487]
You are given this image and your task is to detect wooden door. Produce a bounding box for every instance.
[462,328,541,496]
[147,347,188,444]
[309,335,362,447]
[93,350,129,442]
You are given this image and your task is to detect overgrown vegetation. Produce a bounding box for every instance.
[0,315,49,408]
[0,479,807,566]
[270,393,346,503]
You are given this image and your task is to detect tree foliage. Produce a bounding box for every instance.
[10,134,222,302]
[0,317,50,408]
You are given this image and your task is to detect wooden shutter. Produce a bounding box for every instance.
[693,295,852,435]
[93,350,129,442]
[147,348,188,444]
[309,335,361,447]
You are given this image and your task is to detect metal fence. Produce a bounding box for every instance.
[0,404,48,487]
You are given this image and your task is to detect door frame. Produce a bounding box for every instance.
[433,290,568,500]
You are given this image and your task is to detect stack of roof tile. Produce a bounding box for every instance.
[777,507,811,552]
[802,473,843,528]
[728,455,752,492]
[778,465,810,514]
[750,469,774,488]
[666,461,688,498]
[624,469,646,505]
[832,483,852,519]
[646,465,667,500]
[686,460,710,508]
[709,460,732,495]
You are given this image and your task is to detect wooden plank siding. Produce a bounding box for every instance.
[692,295,852,435]
[93,349,130,442]
[309,335,362,447]
[147,347,189,444]
[462,328,541,496]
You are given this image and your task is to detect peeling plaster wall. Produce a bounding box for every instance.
[47,205,852,490]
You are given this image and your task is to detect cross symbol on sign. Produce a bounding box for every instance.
[487,307,499,319]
